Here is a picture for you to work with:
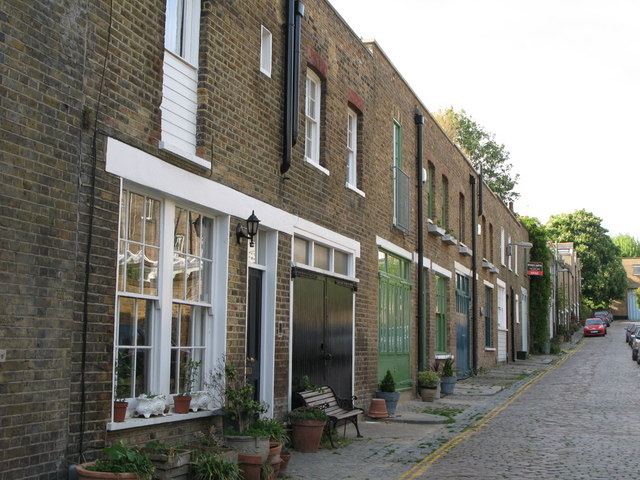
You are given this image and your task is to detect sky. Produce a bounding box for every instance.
[328,0,640,239]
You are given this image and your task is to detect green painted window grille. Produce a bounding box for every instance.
[435,275,447,353]
[456,273,470,316]
[392,121,410,232]
[378,251,412,355]
[485,287,493,348]
[440,175,449,228]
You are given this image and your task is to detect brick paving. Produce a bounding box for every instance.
[284,321,639,479]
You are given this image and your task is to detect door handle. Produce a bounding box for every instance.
[323,353,333,361]
[247,357,256,363]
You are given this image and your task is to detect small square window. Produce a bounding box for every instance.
[294,237,309,264]
[314,244,330,270]
[334,251,349,276]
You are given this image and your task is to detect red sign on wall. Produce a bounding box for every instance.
[527,262,543,276]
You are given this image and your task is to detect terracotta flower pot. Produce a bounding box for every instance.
[290,419,326,453]
[238,453,262,480]
[113,401,128,423]
[172,395,191,414]
[278,450,292,477]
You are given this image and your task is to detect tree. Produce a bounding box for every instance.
[546,210,627,310]
[434,107,520,204]
[612,234,640,257]
[521,216,551,353]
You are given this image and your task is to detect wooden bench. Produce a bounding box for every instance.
[293,386,364,448]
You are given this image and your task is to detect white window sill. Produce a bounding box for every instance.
[485,347,496,352]
[304,157,330,176]
[434,353,454,360]
[345,182,365,197]
[107,409,215,431]
[159,141,211,169]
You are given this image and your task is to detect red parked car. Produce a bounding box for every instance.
[583,318,606,336]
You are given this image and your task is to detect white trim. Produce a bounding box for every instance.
[260,26,272,77]
[106,138,360,258]
[375,236,412,260]
[291,262,359,283]
[454,261,472,277]
[431,261,452,279]
[496,278,506,288]
[483,280,495,288]
[304,157,330,176]
[484,347,496,352]
[107,410,214,432]
[413,253,432,270]
[345,182,365,197]
[159,141,210,169]
[435,353,454,360]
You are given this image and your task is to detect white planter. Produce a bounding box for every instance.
[135,394,167,418]
[189,390,212,411]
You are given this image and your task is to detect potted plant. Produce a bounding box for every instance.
[288,406,328,453]
[75,441,154,480]
[113,350,131,423]
[417,370,440,402]
[375,370,401,416]
[191,452,241,480]
[440,358,457,395]
[191,427,238,464]
[143,440,191,479]
[206,363,269,461]
[174,358,201,414]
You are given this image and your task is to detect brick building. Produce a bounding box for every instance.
[1,0,530,478]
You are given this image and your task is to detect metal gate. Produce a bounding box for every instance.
[291,268,355,399]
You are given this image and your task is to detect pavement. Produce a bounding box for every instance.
[283,331,583,480]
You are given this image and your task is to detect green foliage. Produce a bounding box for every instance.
[207,362,268,434]
[180,359,201,396]
[378,370,396,392]
[417,370,440,387]
[114,350,131,401]
[434,107,520,204]
[288,406,328,422]
[612,234,640,257]
[546,210,627,309]
[637,288,640,310]
[192,452,241,480]
[249,417,289,446]
[520,217,551,353]
[441,358,454,377]
[89,441,154,480]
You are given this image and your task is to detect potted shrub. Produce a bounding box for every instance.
[174,359,201,414]
[113,350,131,422]
[288,406,328,453]
[440,358,458,395]
[206,363,269,462]
[143,440,191,479]
[191,452,241,480]
[191,427,238,464]
[417,370,440,402]
[375,370,401,415]
[75,441,154,480]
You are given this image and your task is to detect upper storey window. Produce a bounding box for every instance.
[165,0,200,65]
[305,69,322,166]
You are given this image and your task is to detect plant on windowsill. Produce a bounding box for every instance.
[113,350,131,423]
[135,393,167,418]
[75,441,155,480]
[375,370,401,416]
[439,358,458,395]
[173,358,201,414]
[417,370,440,402]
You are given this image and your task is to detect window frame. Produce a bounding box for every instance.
[164,0,200,67]
[440,175,449,228]
[304,69,322,167]
[435,275,448,354]
[346,108,361,193]
[260,26,272,77]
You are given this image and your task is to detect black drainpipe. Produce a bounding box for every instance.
[282,0,305,174]
[415,108,426,372]
[470,173,478,373]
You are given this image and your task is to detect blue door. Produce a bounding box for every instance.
[456,273,471,377]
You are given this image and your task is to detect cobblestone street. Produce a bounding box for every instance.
[286,321,640,480]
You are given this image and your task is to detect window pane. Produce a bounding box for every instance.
[185,257,202,302]
[378,251,386,271]
[133,349,150,398]
[128,193,145,243]
[145,198,160,246]
[125,243,143,294]
[387,255,400,277]
[334,250,349,275]
[118,297,135,346]
[314,244,329,270]
[294,237,308,264]
[174,207,187,253]
[143,246,159,296]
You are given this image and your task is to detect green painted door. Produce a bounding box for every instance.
[377,250,412,390]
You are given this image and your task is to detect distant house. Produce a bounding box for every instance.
[611,258,640,320]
